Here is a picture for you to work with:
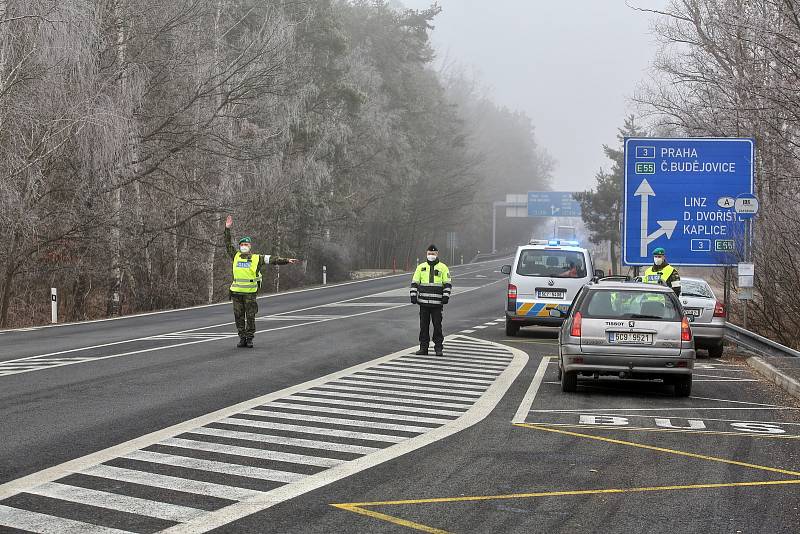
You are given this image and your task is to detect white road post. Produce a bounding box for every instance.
[323,265,327,285]
[50,287,58,324]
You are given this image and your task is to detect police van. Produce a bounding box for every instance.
[501,239,601,336]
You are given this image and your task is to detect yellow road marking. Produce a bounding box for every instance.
[334,479,800,508]
[522,423,800,439]
[515,423,800,476]
[331,504,451,534]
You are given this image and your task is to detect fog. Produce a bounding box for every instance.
[402,0,666,192]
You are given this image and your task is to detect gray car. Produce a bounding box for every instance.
[679,277,726,358]
[553,279,696,397]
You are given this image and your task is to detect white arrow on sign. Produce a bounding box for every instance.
[635,178,678,257]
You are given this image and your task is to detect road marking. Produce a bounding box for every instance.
[512,357,552,423]
[0,336,526,534]
[28,481,206,522]
[1,275,505,378]
[531,407,800,412]
[515,424,800,476]
[514,423,800,439]
[460,329,475,333]
[689,396,784,406]
[332,479,800,533]
[473,325,488,329]
[0,504,133,534]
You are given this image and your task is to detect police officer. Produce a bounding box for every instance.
[224,215,300,348]
[643,247,681,296]
[410,245,451,356]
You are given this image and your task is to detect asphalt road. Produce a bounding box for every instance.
[1,258,798,533]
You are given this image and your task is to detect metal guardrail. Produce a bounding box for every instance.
[724,323,800,358]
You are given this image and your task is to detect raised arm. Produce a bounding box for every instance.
[224,215,236,259]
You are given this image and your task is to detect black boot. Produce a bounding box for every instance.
[245,338,254,348]
[435,348,443,357]
[415,348,428,355]
[237,337,247,348]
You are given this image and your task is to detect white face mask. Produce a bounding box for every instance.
[240,245,251,254]
[653,256,664,266]
[427,254,438,262]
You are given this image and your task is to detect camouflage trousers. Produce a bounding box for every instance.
[231,292,259,339]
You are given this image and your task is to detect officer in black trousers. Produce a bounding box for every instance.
[410,245,452,356]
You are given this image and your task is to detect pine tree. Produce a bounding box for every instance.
[574,115,646,273]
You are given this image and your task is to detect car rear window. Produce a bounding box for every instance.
[516,249,587,278]
[581,289,682,321]
[681,280,714,299]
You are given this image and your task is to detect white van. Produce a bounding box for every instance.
[501,239,600,336]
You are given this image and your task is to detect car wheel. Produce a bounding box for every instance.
[561,370,577,392]
[674,375,692,397]
[708,343,724,359]
[505,319,520,337]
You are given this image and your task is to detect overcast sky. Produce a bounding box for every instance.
[401,0,666,192]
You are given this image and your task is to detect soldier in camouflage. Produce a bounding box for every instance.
[224,215,300,348]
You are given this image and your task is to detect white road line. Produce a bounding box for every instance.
[375,362,500,378]
[398,356,507,371]
[689,396,788,407]
[262,402,451,424]
[314,383,483,402]
[547,413,800,426]
[241,410,433,434]
[161,337,526,534]
[460,329,476,333]
[295,390,472,410]
[159,438,342,468]
[125,450,306,484]
[512,356,552,423]
[446,342,511,353]
[81,464,262,501]
[188,427,378,455]
[283,396,464,417]
[27,481,205,522]
[436,353,513,365]
[363,367,495,384]
[440,350,512,362]
[694,379,758,382]
[0,504,132,534]
[473,325,488,329]
[322,302,402,307]
[218,417,406,443]
[483,322,497,326]
[337,375,486,393]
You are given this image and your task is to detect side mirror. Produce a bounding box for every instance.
[594,269,605,278]
[500,265,512,275]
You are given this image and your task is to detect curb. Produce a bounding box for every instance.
[746,356,800,401]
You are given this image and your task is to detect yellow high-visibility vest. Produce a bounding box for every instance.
[231,253,261,293]
[643,265,675,285]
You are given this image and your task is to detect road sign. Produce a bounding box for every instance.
[527,191,582,217]
[735,193,759,219]
[623,138,754,266]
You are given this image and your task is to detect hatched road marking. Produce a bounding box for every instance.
[0,336,526,534]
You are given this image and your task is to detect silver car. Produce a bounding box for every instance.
[554,280,696,397]
[679,277,726,358]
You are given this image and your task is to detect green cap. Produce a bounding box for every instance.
[238,236,252,245]
[652,247,665,255]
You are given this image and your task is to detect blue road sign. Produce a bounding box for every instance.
[527,191,582,217]
[623,138,754,266]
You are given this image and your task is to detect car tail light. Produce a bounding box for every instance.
[681,317,692,341]
[508,284,517,300]
[713,301,726,318]
[570,311,582,337]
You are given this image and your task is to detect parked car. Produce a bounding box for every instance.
[678,277,726,358]
[553,279,696,397]
[501,239,602,336]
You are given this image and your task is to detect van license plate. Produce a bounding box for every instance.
[608,332,653,344]
[537,291,565,299]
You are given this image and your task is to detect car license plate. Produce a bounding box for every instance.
[537,290,565,299]
[685,308,701,317]
[608,332,653,345]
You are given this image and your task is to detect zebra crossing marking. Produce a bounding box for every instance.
[0,336,525,534]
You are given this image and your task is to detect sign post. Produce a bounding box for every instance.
[623,138,754,266]
[50,288,58,324]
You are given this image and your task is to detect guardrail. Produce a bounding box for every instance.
[724,323,800,358]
